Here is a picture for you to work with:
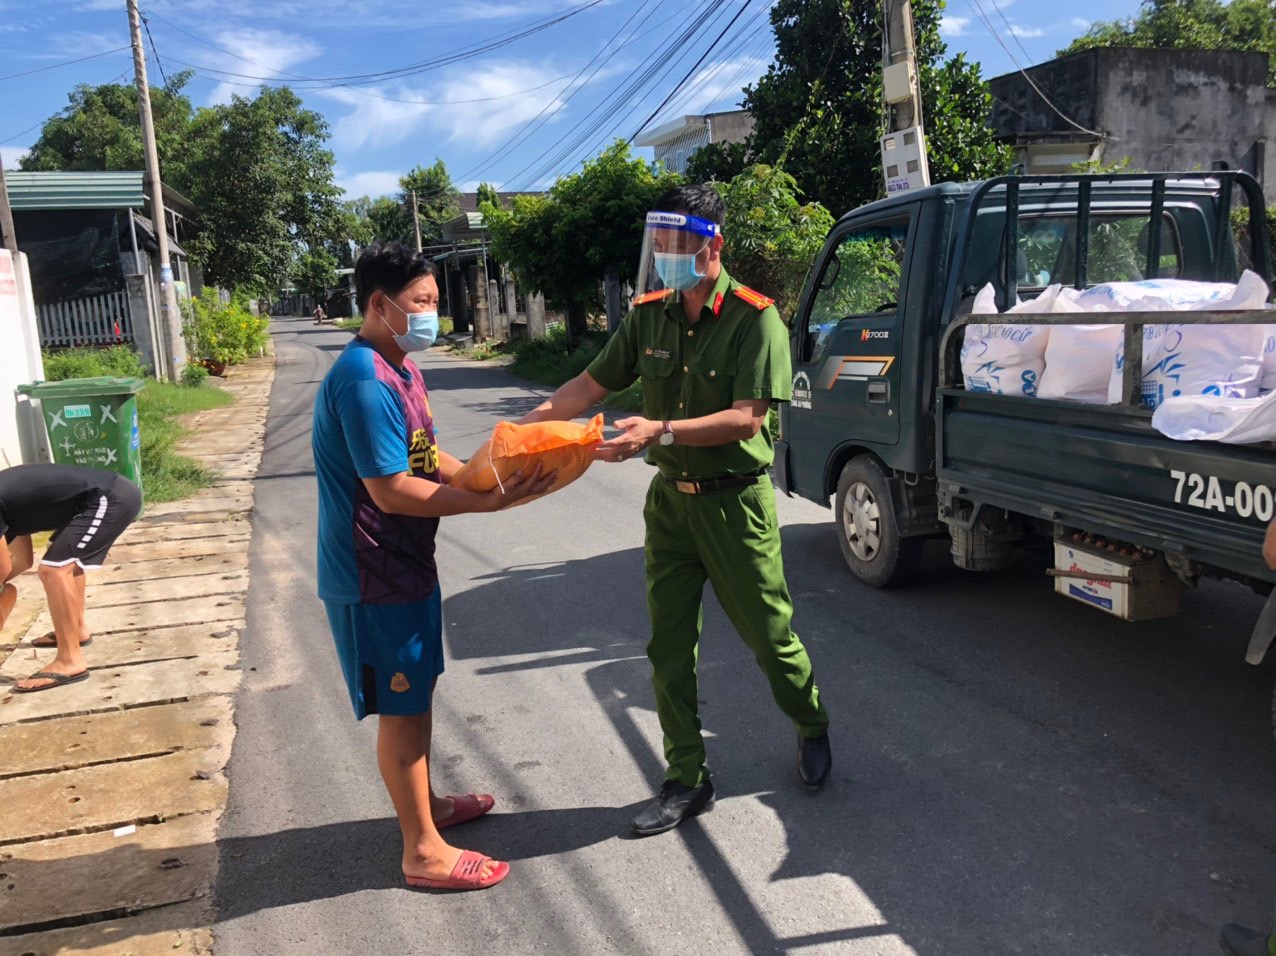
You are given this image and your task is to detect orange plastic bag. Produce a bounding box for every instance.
[449,414,605,507]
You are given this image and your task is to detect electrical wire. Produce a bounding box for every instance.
[139,0,605,88]
[141,15,169,87]
[989,0,1035,65]
[966,0,1103,138]
[628,0,759,143]
[506,0,731,189]
[0,46,131,83]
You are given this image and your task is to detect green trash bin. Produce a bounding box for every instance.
[18,377,145,492]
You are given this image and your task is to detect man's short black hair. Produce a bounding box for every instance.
[355,241,440,313]
[652,183,724,226]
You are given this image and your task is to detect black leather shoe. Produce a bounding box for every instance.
[798,732,832,790]
[1220,924,1274,956]
[631,779,715,837]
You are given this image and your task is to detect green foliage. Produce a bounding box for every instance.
[400,160,460,246]
[809,228,904,323]
[361,195,415,245]
[476,182,502,209]
[182,295,270,365]
[740,0,1012,216]
[20,73,197,184]
[713,164,835,321]
[41,345,147,381]
[1060,0,1276,86]
[483,140,680,340]
[183,87,342,294]
[181,362,209,388]
[1070,157,1142,174]
[507,325,642,411]
[685,142,750,185]
[293,248,340,303]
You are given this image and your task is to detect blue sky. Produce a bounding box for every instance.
[1,0,1143,199]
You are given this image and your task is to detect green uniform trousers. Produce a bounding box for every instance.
[643,473,829,787]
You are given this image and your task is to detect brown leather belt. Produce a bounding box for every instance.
[660,473,763,495]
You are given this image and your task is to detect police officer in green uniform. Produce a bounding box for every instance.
[519,184,831,836]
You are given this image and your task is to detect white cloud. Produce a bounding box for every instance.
[1,146,29,170]
[197,28,323,105]
[1008,24,1046,38]
[29,30,123,60]
[336,170,403,198]
[940,15,971,37]
[429,62,576,149]
[1071,17,1091,29]
[321,84,435,152]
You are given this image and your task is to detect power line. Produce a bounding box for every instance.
[139,0,605,88]
[966,0,1103,138]
[507,0,730,189]
[0,46,131,83]
[989,0,1034,65]
[141,15,169,87]
[629,0,759,143]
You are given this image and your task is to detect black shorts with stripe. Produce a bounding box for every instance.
[42,477,142,571]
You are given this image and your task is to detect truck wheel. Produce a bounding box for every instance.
[835,455,924,589]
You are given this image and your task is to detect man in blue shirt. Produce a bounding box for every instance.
[312,242,551,892]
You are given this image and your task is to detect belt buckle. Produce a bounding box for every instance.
[675,479,699,495]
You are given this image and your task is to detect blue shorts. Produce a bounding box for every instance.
[323,589,445,719]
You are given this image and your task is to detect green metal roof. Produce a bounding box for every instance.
[5,171,146,211]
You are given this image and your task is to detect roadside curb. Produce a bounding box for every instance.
[0,353,275,954]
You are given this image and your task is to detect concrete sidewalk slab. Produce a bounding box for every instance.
[88,552,248,588]
[87,568,249,606]
[1,814,220,936]
[136,496,254,520]
[0,900,215,956]
[1,643,242,725]
[0,697,233,778]
[29,593,245,637]
[111,522,250,546]
[1,622,244,676]
[0,748,229,845]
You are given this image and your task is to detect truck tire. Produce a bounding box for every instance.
[835,455,924,589]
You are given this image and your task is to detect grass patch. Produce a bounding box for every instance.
[41,347,235,504]
[505,326,642,411]
[137,381,232,503]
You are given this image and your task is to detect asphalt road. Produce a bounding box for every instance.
[215,315,1276,956]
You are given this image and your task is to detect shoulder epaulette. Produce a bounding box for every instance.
[733,286,775,310]
[632,289,674,307]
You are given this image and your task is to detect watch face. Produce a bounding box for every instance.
[660,432,675,446]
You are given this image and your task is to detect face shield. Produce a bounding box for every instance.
[634,211,720,301]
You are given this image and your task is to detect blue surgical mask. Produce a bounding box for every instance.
[380,297,440,352]
[654,251,706,292]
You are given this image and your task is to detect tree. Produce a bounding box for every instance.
[400,160,460,247]
[684,141,750,186]
[182,87,343,293]
[361,196,414,245]
[293,248,340,304]
[483,140,680,342]
[1060,0,1276,86]
[20,73,197,185]
[713,164,835,322]
[476,182,502,208]
[721,0,1010,216]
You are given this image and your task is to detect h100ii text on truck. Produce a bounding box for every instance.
[774,171,1276,731]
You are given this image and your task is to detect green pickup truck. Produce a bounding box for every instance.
[774,171,1276,692]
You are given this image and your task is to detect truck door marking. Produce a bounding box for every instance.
[816,356,896,388]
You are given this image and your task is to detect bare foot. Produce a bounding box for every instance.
[15,660,89,691]
[403,843,501,883]
[431,795,456,825]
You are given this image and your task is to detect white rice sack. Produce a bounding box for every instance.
[1073,277,1247,313]
[1108,323,1264,408]
[1152,390,1276,444]
[1260,327,1276,395]
[961,284,1049,397]
[1039,325,1123,404]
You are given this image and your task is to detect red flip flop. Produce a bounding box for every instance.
[436,793,495,830]
[405,851,509,891]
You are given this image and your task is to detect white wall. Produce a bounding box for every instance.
[0,249,49,466]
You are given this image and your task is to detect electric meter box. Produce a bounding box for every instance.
[882,62,915,105]
[881,126,930,195]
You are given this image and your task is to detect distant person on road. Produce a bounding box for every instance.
[313,304,327,325]
[518,184,831,837]
[311,241,553,892]
[1219,518,1276,956]
[0,464,142,693]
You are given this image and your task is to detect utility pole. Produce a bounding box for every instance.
[880,0,931,195]
[0,163,17,253]
[127,0,184,381]
[410,189,422,252]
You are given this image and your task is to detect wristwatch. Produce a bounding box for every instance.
[659,420,675,446]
